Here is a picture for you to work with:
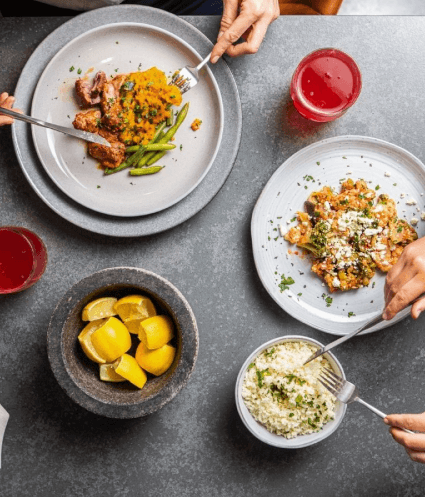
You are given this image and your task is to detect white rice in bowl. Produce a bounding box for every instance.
[242,340,336,439]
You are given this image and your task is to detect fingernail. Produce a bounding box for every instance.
[382,311,389,320]
[211,55,219,64]
[384,418,389,424]
[217,31,224,40]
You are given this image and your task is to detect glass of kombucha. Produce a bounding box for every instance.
[290,48,362,122]
[0,227,47,295]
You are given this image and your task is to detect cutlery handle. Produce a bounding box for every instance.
[356,398,414,434]
[196,52,211,71]
[0,107,110,146]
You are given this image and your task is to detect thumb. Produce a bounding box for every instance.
[411,296,425,319]
[385,412,425,432]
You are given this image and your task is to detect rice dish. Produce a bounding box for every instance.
[242,341,336,438]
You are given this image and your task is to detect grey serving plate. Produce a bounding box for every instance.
[12,5,242,237]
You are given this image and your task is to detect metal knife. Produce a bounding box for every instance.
[303,292,425,365]
[0,107,110,147]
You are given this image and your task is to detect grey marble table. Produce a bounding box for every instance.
[1,15,425,497]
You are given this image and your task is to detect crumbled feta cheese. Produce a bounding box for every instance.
[411,218,419,226]
[400,193,406,198]
[406,199,417,206]
[278,224,286,237]
[332,277,341,288]
[421,212,425,221]
[384,171,391,177]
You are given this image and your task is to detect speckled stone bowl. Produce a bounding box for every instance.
[47,267,198,418]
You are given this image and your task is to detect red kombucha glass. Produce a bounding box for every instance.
[0,227,47,295]
[290,48,362,122]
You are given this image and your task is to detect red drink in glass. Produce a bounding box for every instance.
[0,227,47,294]
[290,48,362,122]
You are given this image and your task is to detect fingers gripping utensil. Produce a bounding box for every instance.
[319,368,414,434]
[0,107,110,147]
[304,292,425,366]
[171,52,212,94]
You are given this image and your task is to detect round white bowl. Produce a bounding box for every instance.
[235,335,347,448]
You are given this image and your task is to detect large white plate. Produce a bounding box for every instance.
[252,136,425,335]
[31,22,223,217]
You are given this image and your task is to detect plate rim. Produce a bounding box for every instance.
[11,5,242,237]
[30,21,225,218]
[251,134,422,335]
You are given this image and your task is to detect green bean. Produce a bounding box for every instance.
[144,103,189,167]
[129,166,164,176]
[146,151,166,166]
[104,158,132,175]
[124,122,167,153]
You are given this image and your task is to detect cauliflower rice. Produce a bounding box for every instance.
[242,341,336,438]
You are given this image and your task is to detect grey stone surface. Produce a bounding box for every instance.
[1,14,425,497]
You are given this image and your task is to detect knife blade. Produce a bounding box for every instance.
[0,107,110,147]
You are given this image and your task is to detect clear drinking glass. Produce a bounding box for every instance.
[290,48,362,122]
[0,227,47,294]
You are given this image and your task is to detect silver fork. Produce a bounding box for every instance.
[319,368,414,434]
[171,52,212,94]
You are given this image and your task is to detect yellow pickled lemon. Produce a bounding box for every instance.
[113,354,147,389]
[135,342,176,376]
[91,317,132,363]
[114,295,156,322]
[123,318,145,335]
[78,319,107,363]
[138,315,174,350]
[99,363,126,382]
[82,297,117,321]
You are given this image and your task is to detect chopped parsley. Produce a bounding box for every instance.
[279,274,295,292]
[69,66,75,72]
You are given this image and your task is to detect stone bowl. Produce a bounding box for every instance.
[47,267,198,418]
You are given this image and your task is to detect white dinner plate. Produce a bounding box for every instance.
[252,135,425,335]
[31,22,223,217]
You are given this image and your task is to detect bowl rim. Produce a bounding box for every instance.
[47,266,199,418]
[235,335,347,448]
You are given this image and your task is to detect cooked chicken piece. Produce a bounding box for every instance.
[101,74,127,130]
[75,71,107,107]
[88,129,125,169]
[72,109,101,134]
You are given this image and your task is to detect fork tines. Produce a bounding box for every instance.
[171,74,191,93]
[318,368,342,396]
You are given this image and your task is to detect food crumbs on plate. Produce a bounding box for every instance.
[242,341,336,438]
[97,185,101,188]
[411,217,419,226]
[191,118,202,131]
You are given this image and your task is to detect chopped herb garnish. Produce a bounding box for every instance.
[375,185,380,190]
[348,311,355,317]
[69,66,75,72]
[279,274,295,292]
[77,68,82,75]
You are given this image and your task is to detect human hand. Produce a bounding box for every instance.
[385,413,425,463]
[383,237,425,320]
[0,92,22,126]
[210,0,279,63]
